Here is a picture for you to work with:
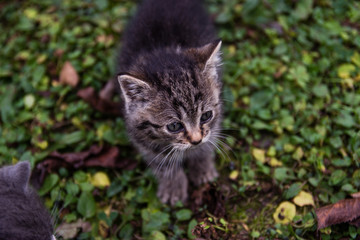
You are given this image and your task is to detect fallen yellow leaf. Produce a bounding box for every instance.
[351,52,360,67]
[267,146,276,157]
[283,143,295,153]
[337,63,355,79]
[273,201,296,224]
[293,191,315,207]
[269,157,283,167]
[252,148,266,163]
[36,140,48,150]
[229,170,239,180]
[91,172,110,188]
[292,147,304,161]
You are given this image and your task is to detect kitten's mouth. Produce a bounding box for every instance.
[171,143,204,151]
[188,132,211,149]
[172,133,211,151]
[172,143,192,151]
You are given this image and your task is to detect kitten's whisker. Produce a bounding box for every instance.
[172,150,181,178]
[166,149,177,178]
[214,142,232,155]
[217,139,234,160]
[211,134,230,140]
[52,205,65,231]
[211,134,237,145]
[213,127,238,133]
[177,150,184,173]
[147,144,172,167]
[155,147,175,176]
[208,139,225,158]
[212,129,238,141]
[54,232,62,240]
[50,189,65,233]
[173,150,181,176]
[208,139,231,161]
[220,98,233,103]
[211,128,238,160]
[215,128,239,133]
[176,149,184,170]
[171,149,183,179]
[214,137,236,158]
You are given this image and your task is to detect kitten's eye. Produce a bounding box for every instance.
[200,111,213,123]
[166,122,184,133]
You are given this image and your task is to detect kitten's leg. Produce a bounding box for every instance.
[187,150,218,186]
[156,168,188,206]
[145,153,188,205]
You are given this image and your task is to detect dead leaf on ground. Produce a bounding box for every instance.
[54,49,65,58]
[96,35,114,46]
[99,79,116,100]
[351,192,360,198]
[32,144,136,186]
[315,198,360,230]
[77,80,123,116]
[56,219,92,239]
[59,61,79,87]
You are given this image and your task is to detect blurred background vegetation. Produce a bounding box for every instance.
[1,0,360,239]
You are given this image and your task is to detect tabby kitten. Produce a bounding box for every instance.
[117,0,223,205]
[0,161,55,240]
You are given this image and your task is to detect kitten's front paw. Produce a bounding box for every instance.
[189,162,219,186]
[157,171,188,206]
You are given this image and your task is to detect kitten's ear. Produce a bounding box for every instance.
[186,39,222,71]
[199,39,222,71]
[5,161,31,192]
[117,74,151,112]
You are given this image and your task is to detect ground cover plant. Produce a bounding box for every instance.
[1,0,360,239]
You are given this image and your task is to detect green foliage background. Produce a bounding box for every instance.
[1,0,360,239]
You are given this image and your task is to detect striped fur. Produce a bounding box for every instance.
[117,0,223,205]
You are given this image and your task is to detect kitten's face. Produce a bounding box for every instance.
[119,40,222,158]
[145,69,221,150]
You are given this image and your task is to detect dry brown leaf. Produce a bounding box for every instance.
[351,192,360,198]
[56,219,91,239]
[32,144,136,186]
[59,61,79,87]
[54,49,64,58]
[99,79,116,100]
[96,35,114,46]
[315,198,360,229]
[77,85,123,117]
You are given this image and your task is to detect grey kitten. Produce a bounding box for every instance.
[117,0,223,205]
[0,161,56,240]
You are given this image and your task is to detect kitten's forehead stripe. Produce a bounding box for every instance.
[189,69,198,88]
[194,92,203,102]
[153,67,211,125]
[136,120,161,130]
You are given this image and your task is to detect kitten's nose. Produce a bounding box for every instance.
[189,131,202,145]
[191,139,202,145]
